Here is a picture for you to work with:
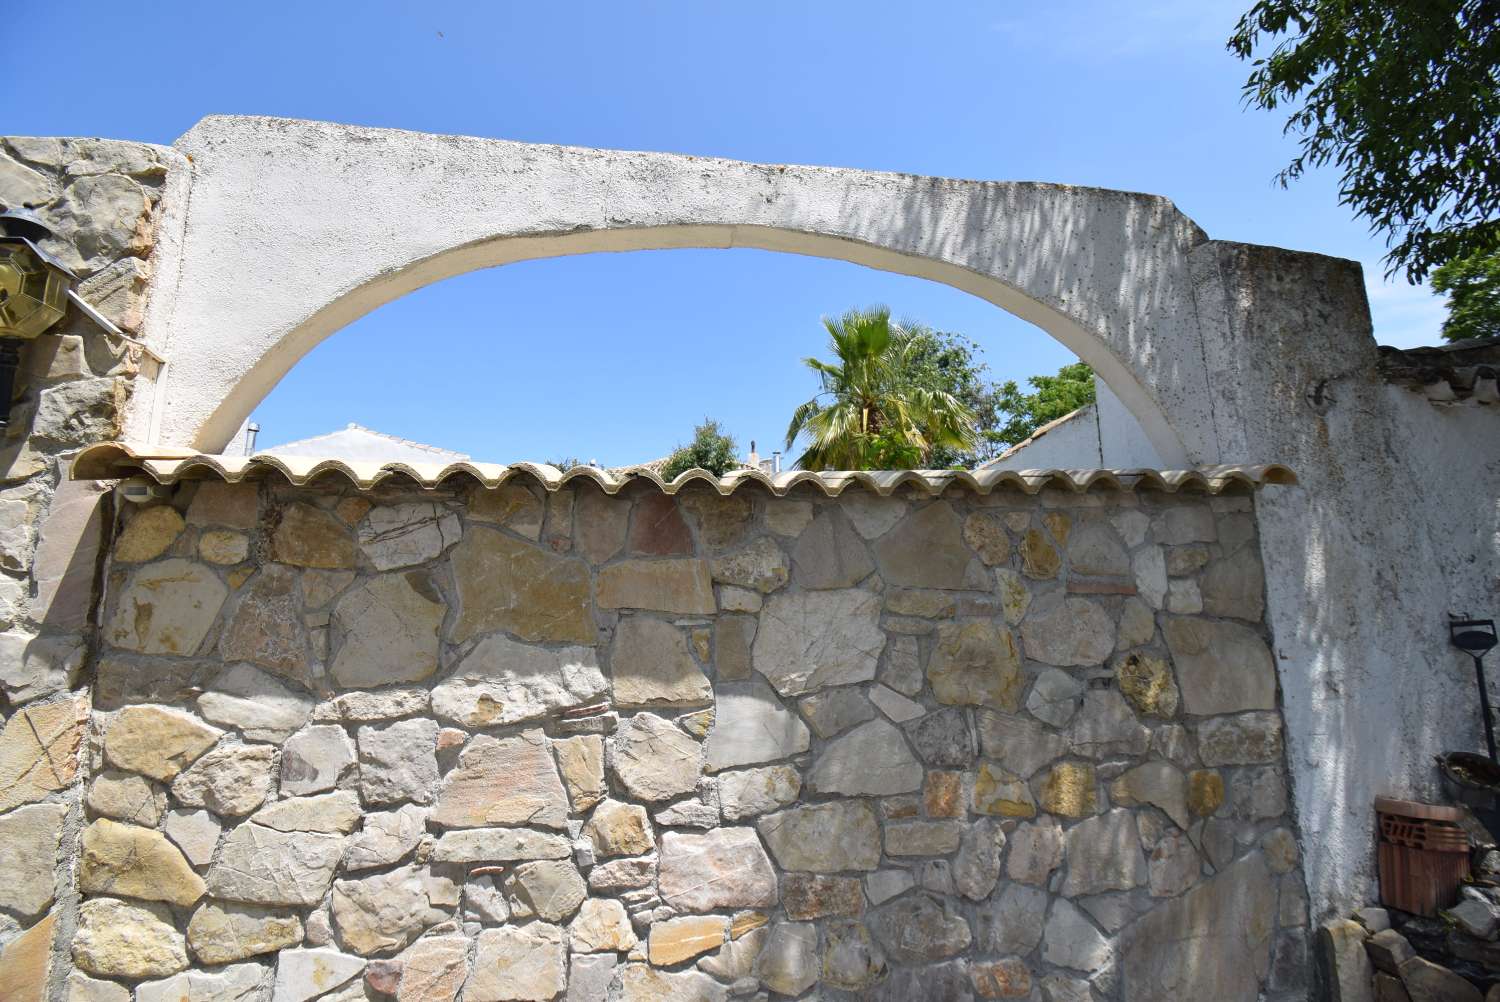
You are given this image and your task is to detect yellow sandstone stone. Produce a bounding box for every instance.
[972,763,1037,818]
[115,505,184,562]
[1020,529,1060,579]
[1188,770,1225,816]
[1039,762,1097,818]
[648,915,728,966]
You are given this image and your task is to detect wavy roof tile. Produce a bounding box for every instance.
[71,443,1296,497]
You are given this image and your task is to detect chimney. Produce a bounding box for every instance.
[772,450,782,474]
[244,422,260,455]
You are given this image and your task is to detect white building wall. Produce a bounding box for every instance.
[985,376,1163,471]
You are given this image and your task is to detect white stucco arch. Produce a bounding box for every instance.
[136,115,1222,464]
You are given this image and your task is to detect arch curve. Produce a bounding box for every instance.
[139,116,1222,465]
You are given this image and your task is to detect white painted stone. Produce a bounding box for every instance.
[704,679,810,772]
[433,634,606,727]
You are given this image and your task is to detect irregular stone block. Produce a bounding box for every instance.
[252,791,362,834]
[430,827,571,864]
[928,620,1024,708]
[1114,651,1179,718]
[753,589,884,696]
[709,537,790,593]
[800,686,876,739]
[1027,668,1084,726]
[358,501,460,570]
[101,703,219,784]
[170,742,275,816]
[468,923,567,1002]
[186,901,302,965]
[1039,762,1097,818]
[433,729,568,829]
[868,893,972,963]
[808,717,923,796]
[1020,593,1115,667]
[611,616,711,708]
[395,935,468,1002]
[754,922,820,996]
[1163,617,1276,715]
[452,526,595,643]
[659,827,778,912]
[1061,810,1147,897]
[791,509,875,589]
[1197,712,1283,767]
[331,571,444,687]
[1042,898,1113,973]
[1066,689,1149,759]
[333,864,454,954]
[875,502,987,589]
[271,503,357,569]
[650,914,728,965]
[718,764,802,820]
[73,897,187,979]
[218,565,309,678]
[759,800,881,872]
[344,804,427,871]
[597,557,715,615]
[617,963,728,1002]
[1110,761,1189,828]
[570,897,636,952]
[0,803,66,919]
[358,718,440,806]
[207,823,344,906]
[281,724,357,796]
[80,818,206,906]
[610,712,703,802]
[913,706,981,768]
[198,662,314,741]
[1007,818,1065,886]
[106,558,227,655]
[271,948,366,1002]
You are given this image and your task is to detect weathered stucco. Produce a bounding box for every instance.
[52,478,1300,1001]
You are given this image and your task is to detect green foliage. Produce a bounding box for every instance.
[896,327,1005,468]
[784,307,978,471]
[544,456,583,470]
[1432,246,1500,342]
[1228,0,1500,282]
[660,419,740,480]
[993,362,1098,450]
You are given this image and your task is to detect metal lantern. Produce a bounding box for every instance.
[0,206,76,430]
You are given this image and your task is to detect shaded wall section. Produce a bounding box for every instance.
[40,478,1305,1001]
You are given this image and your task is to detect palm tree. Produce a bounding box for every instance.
[785,307,978,470]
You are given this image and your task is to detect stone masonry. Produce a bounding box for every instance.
[0,138,184,1002]
[4,476,1309,1001]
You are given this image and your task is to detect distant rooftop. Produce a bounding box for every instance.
[258,423,471,464]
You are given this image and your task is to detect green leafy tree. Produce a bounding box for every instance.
[993,362,1097,450]
[784,307,977,470]
[897,327,1005,468]
[1228,1,1500,283]
[1432,247,1500,342]
[660,419,740,480]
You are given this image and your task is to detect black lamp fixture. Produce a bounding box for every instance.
[1452,616,1500,761]
[0,205,74,430]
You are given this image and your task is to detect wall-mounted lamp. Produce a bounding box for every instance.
[1452,616,1499,761]
[0,206,74,429]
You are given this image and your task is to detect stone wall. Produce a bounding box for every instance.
[0,139,184,1000]
[22,478,1308,1001]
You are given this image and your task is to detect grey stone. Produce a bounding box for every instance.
[1043,898,1113,972]
[708,537,789,595]
[869,962,974,1002]
[1367,928,1415,975]
[1062,809,1148,897]
[868,893,972,963]
[979,882,1049,955]
[1008,818,1065,886]
[314,687,430,723]
[655,787,720,829]
[610,616,712,708]
[1040,975,1094,1002]
[1067,689,1149,759]
[431,828,571,864]
[758,801,882,872]
[1117,596,1156,650]
[86,769,166,826]
[753,589,884,696]
[791,509,875,589]
[251,791,362,834]
[0,803,66,919]
[1122,851,1277,1001]
[198,662,314,742]
[1148,830,1203,898]
[659,827,778,912]
[1028,668,1084,726]
[808,717,923,796]
[0,630,83,705]
[1198,713,1283,766]
[453,526,595,642]
[64,973,132,1002]
[171,743,275,816]
[164,809,222,867]
[1021,594,1116,667]
[1399,957,1480,1002]
[866,868,916,905]
[433,634,606,727]
[185,900,302,965]
[881,634,924,696]
[207,823,344,906]
[754,922,819,996]
[1230,766,1289,820]
[874,501,988,589]
[617,964,728,1002]
[909,706,978,768]
[503,860,588,922]
[886,820,964,856]
[610,712,703,802]
[1163,617,1277,715]
[713,614,756,679]
[870,682,926,722]
[705,679,810,771]
[331,572,444,687]
[1154,505,1217,544]
[136,962,268,1002]
[568,952,619,1002]
[343,804,427,871]
[358,718,440,806]
[1133,546,1167,608]
[1110,761,1189,828]
[272,948,366,1002]
[799,686,876,739]
[281,724,356,796]
[357,501,460,569]
[1199,548,1265,621]
[1068,522,1130,576]
[843,493,908,539]
[953,818,1005,900]
[588,854,658,893]
[717,764,802,820]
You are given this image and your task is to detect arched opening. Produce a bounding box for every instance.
[245,245,1144,471]
[164,226,1190,467]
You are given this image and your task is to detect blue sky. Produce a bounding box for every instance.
[16,1,1446,466]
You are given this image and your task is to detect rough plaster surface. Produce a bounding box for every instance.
[135,116,1212,464]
